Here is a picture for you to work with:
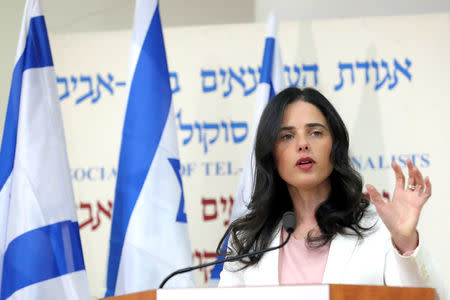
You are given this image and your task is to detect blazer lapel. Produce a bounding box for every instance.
[322,232,359,284]
[249,226,282,285]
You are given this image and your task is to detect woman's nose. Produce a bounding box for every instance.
[298,144,309,151]
[298,138,310,151]
[296,133,311,152]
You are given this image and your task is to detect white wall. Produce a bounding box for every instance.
[255,0,450,21]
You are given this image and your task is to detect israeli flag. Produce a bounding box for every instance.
[105,0,195,296]
[0,1,91,299]
[209,12,286,285]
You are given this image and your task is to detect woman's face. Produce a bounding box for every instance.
[273,100,334,191]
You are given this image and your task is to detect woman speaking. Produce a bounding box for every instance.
[217,87,446,299]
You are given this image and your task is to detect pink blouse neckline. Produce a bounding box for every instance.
[278,228,331,285]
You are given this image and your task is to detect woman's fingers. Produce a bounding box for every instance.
[406,159,415,189]
[424,176,432,199]
[366,184,384,208]
[391,161,405,190]
[416,169,425,195]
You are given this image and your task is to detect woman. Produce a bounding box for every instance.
[218,87,446,299]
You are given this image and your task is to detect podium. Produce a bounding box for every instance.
[103,284,436,300]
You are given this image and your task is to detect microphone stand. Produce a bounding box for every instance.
[159,230,293,288]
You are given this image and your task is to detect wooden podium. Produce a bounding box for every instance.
[103,284,436,300]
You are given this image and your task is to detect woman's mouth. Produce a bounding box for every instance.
[296,157,315,170]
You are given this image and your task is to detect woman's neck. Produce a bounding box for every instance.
[287,180,331,239]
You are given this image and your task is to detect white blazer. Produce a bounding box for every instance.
[219,213,447,300]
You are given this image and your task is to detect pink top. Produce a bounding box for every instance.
[278,228,330,285]
[278,228,416,285]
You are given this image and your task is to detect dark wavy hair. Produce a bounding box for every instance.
[217,87,372,269]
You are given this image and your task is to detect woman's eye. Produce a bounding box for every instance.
[281,134,293,140]
[312,130,322,136]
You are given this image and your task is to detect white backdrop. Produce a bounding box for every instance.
[50,13,450,297]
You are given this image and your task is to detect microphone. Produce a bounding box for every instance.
[159,211,296,288]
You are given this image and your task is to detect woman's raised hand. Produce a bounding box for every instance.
[366,159,431,253]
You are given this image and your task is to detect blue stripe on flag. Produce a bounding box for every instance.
[106,5,172,296]
[0,16,53,191]
[168,159,187,223]
[269,84,276,99]
[209,235,229,280]
[259,37,274,84]
[209,259,223,280]
[1,221,85,300]
[23,16,54,69]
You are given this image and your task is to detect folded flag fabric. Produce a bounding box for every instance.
[0,1,91,299]
[105,0,195,296]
